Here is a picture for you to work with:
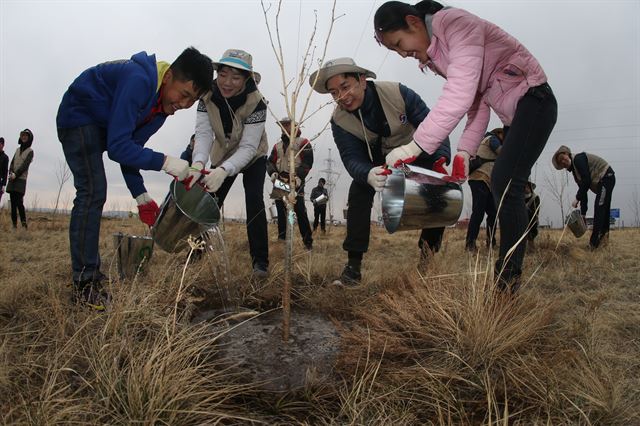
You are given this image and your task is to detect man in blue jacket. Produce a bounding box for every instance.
[57,47,213,309]
[309,58,450,286]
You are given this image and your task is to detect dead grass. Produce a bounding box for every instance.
[1,208,639,424]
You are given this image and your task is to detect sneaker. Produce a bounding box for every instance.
[331,265,361,287]
[72,283,111,311]
[252,263,269,279]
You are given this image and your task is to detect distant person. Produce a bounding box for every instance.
[57,47,213,310]
[524,181,540,249]
[6,129,34,229]
[465,128,503,251]
[310,177,329,234]
[374,1,557,293]
[553,146,615,249]
[267,117,314,250]
[0,137,8,205]
[180,133,196,165]
[189,49,270,277]
[309,57,450,286]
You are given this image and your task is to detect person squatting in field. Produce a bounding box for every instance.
[374,0,558,293]
[309,57,451,287]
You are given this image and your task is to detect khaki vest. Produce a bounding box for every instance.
[572,153,609,193]
[11,147,33,181]
[332,81,414,159]
[469,135,499,182]
[274,137,308,175]
[203,90,268,168]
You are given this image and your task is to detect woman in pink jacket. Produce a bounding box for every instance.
[374,1,557,293]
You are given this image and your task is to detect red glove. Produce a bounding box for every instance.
[451,151,471,182]
[138,201,159,226]
[431,156,448,175]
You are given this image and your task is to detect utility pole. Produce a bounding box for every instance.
[319,147,341,225]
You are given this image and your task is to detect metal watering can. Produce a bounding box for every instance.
[152,180,221,253]
[112,233,154,279]
[381,164,463,233]
[565,209,587,238]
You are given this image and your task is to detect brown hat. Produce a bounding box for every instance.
[309,57,376,94]
[552,145,571,170]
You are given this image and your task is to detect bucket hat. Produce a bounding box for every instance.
[213,49,261,84]
[309,57,376,94]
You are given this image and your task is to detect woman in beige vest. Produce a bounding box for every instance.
[6,129,34,229]
[190,49,270,277]
[553,146,615,249]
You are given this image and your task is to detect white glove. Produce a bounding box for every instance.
[451,151,471,182]
[9,172,16,180]
[385,140,423,168]
[135,192,153,205]
[270,172,278,183]
[1,185,5,192]
[203,167,229,193]
[184,161,205,190]
[294,177,302,188]
[571,199,579,209]
[367,166,388,192]
[161,156,190,181]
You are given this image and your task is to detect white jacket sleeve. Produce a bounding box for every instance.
[220,121,264,176]
[192,100,214,166]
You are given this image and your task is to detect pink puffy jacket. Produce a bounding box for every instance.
[413,8,548,156]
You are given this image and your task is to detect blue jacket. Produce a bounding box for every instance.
[331,82,451,184]
[56,52,167,197]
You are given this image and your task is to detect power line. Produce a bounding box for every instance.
[352,0,377,58]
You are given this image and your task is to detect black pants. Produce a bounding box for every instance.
[213,157,269,268]
[9,191,27,228]
[313,204,327,232]
[466,180,497,247]
[590,168,615,248]
[343,180,444,255]
[275,196,313,246]
[491,83,557,283]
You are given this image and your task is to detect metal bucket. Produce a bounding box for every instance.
[152,180,220,252]
[113,233,154,279]
[313,193,328,205]
[270,179,290,200]
[269,204,278,220]
[381,165,463,233]
[565,209,587,238]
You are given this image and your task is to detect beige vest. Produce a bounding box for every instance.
[469,135,499,183]
[203,90,268,168]
[332,81,414,159]
[573,153,610,193]
[274,137,308,175]
[11,147,33,181]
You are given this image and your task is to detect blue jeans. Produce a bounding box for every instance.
[58,125,108,283]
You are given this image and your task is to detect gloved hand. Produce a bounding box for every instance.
[571,199,579,209]
[431,156,448,175]
[161,155,190,181]
[9,172,16,180]
[451,151,471,182]
[203,167,229,193]
[183,161,205,190]
[294,177,302,188]
[367,166,388,192]
[385,140,423,168]
[136,192,159,227]
[270,172,278,183]
[1,185,4,193]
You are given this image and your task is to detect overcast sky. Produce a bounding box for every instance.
[1,0,638,228]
